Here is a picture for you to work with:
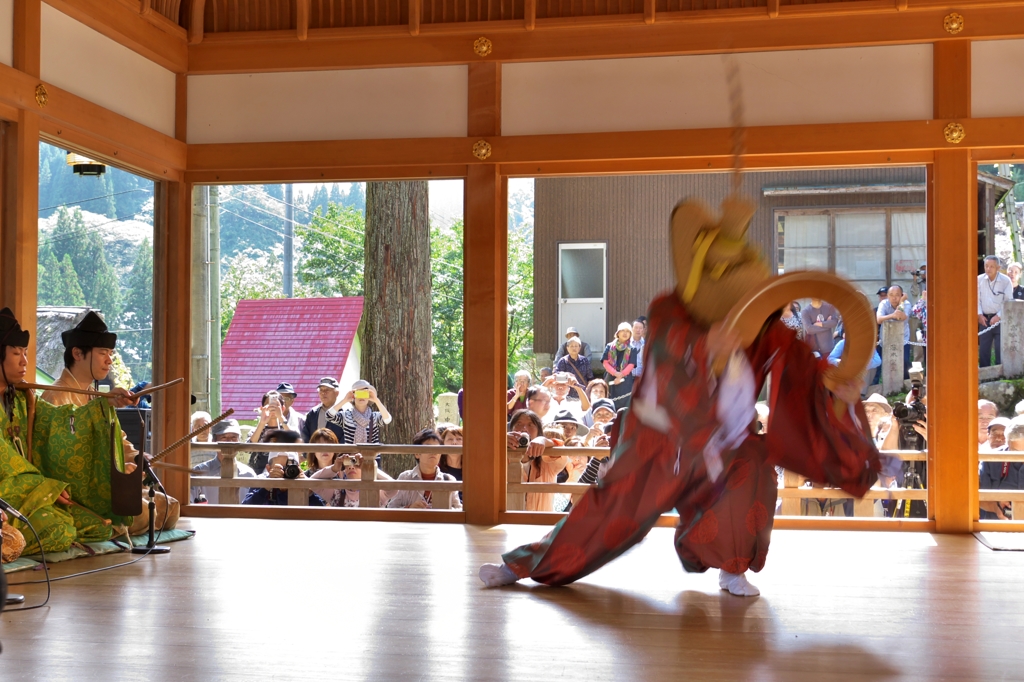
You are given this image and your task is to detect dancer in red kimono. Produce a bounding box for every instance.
[480,196,880,596]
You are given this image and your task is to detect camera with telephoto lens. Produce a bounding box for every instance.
[283,462,302,479]
[892,374,926,450]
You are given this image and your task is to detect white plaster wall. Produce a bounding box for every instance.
[40,5,176,137]
[0,0,13,67]
[503,45,933,136]
[973,39,1024,118]
[188,67,468,144]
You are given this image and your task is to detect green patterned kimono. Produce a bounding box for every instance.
[0,392,129,553]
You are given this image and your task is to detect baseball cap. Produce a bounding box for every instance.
[275,382,297,396]
[318,377,339,389]
[876,287,889,297]
[591,398,616,415]
[565,326,579,337]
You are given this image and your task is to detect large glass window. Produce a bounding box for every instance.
[777,207,926,298]
[37,141,154,386]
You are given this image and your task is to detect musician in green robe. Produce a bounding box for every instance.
[0,309,128,553]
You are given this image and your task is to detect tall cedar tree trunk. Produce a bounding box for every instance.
[363,182,434,477]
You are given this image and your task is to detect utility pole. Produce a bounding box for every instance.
[190,186,210,414]
[999,164,1023,263]
[209,186,222,417]
[284,183,294,297]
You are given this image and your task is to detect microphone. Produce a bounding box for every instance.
[0,497,27,523]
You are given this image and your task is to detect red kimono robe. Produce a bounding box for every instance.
[504,292,880,585]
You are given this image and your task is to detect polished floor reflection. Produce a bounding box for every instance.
[1,519,1021,681]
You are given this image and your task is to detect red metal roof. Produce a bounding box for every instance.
[221,297,362,415]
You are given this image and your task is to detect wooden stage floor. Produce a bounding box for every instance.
[2,518,1022,681]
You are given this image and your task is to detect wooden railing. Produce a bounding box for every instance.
[186,442,462,508]
[506,447,1024,520]
[186,442,1024,520]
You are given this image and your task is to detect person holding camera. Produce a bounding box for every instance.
[307,452,392,507]
[333,380,392,445]
[505,409,566,512]
[544,370,591,422]
[248,390,291,475]
[386,428,462,510]
[242,429,325,506]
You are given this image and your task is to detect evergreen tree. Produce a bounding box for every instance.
[117,238,154,381]
[37,246,61,305]
[52,254,87,306]
[295,205,365,297]
[49,206,122,319]
[431,220,464,396]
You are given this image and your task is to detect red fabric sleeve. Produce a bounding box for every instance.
[757,321,880,497]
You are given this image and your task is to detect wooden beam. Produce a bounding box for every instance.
[463,61,505,526]
[39,124,183,183]
[152,179,193,504]
[185,116,1024,177]
[184,165,468,184]
[524,0,536,30]
[409,0,421,36]
[929,39,975,533]
[767,0,780,18]
[934,41,971,120]
[1,111,40,381]
[189,0,206,44]
[297,0,310,40]
[463,164,506,525]
[500,150,934,176]
[0,62,187,173]
[468,63,501,138]
[140,0,152,16]
[644,0,656,25]
[187,4,1024,74]
[14,0,42,78]
[43,0,188,73]
[930,149,976,533]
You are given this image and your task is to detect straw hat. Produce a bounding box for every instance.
[670,196,770,326]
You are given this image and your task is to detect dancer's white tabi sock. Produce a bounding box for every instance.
[718,569,760,597]
[479,563,520,588]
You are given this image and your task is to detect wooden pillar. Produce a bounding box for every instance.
[463,63,507,526]
[1,0,41,377]
[153,180,193,504]
[930,38,975,533]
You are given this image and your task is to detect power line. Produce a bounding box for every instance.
[232,186,465,276]
[220,193,466,284]
[38,210,153,247]
[38,188,151,213]
[218,207,464,306]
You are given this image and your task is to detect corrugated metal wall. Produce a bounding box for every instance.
[534,167,926,354]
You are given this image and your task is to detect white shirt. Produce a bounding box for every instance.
[978,272,1012,316]
[190,456,257,504]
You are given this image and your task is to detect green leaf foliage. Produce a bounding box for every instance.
[431,220,464,397]
[295,204,365,297]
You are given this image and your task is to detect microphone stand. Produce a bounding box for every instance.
[131,454,170,555]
